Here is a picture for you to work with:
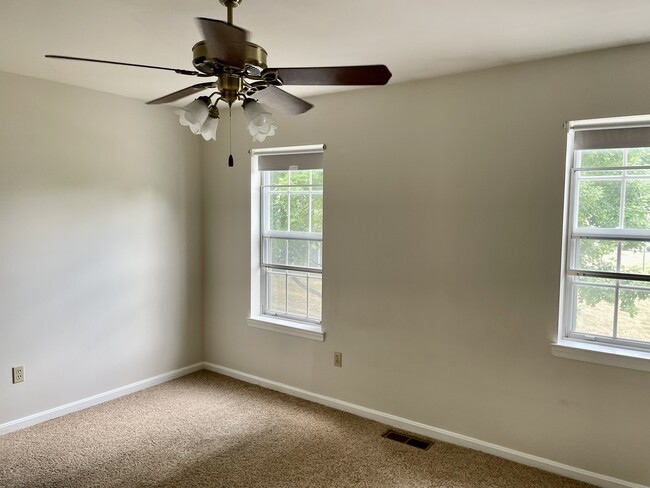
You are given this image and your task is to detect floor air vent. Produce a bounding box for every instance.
[382,429,433,450]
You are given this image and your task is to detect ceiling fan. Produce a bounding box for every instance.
[45,0,392,152]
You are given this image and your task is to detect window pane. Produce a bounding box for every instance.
[268,192,288,231]
[288,239,308,267]
[627,148,650,166]
[573,239,617,273]
[576,180,621,229]
[312,170,324,185]
[579,149,624,168]
[287,273,308,316]
[269,238,288,266]
[311,193,323,233]
[623,180,650,230]
[618,287,650,343]
[289,193,310,232]
[308,274,322,320]
[620,241,650,276]
[270,171,288,186]
[575,285,615,337]
[626,147,650,175]
[289,170,310,186]
[578,149,624,175]
[267,271,287,314]
[308,241,322,269]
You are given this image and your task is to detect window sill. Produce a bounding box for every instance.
[551,339,650,373]
[247,316,325,342]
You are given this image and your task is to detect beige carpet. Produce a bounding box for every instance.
[0,370,594,487]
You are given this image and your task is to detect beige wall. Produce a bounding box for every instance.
[203,43,650,485]
[0,71,203,424]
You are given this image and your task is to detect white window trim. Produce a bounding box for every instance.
[246,316,324,341]
[551,339,650,373]
[249,144,325,341]
[555,116,650,372]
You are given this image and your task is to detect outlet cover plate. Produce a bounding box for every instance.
[12,366,24,384]
[334,352,342,367]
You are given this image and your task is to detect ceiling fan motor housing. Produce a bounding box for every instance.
[192,40,268,76]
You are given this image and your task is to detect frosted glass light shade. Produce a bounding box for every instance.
[248,121,276,142]
[243,99,277,142]
[176,97,210,134]
[201,115,219,141]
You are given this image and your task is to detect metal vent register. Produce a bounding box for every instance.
[382,430,433,450]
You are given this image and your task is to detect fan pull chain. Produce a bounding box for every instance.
[228,105,234,167]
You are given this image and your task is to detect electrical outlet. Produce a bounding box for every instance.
[12,365,24,384]
[334,352,342,367]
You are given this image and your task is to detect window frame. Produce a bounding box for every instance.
[248,144,325,341]
[555,116,650,372]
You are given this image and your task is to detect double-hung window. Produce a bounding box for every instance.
[556,117,650,369]
[249,145,325,341]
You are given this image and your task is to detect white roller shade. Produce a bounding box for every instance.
[574,126,650,150]
[252,144,325,171]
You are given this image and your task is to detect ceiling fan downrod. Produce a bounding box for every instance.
[219,0,242,25]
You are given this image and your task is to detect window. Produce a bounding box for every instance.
[556,116,650,370]
[249,145,325,341]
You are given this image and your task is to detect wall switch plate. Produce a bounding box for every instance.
[334,352,342,367]
[12,365,24,384]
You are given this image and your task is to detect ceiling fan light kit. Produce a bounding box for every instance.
[45,0,391,158]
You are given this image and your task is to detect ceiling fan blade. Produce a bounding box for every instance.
[273,65,392,86]
[253,85,313,116]
[45,55,206,76]
[146,82,217,105]
[197,18,248,68]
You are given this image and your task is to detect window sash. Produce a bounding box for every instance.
[571,149,650,234]
[564,275,650,350]
[261,237,323,272]
[567,237,650,278]
[261,269,322,323]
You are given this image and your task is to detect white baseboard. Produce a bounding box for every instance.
[203,362,647,488]
[0,362,204,436]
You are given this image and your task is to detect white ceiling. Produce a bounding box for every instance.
[2,0,650,106]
